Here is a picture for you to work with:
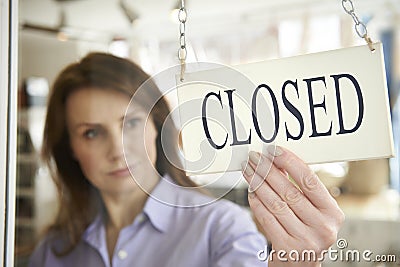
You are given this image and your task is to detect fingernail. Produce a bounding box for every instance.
[267,145,283,157]
[249,151,261,165]
[241,161,254,177]
[248,188,256,199]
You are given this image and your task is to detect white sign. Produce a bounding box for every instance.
[177,43,394,175]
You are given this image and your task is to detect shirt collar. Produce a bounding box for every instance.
[83,175,178,242]
[142,175,177,233]
[82,214,109,265]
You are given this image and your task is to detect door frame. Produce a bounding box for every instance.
[1,0,19,266]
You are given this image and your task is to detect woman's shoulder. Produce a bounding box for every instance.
[190,194,267,265]
[28,231,61,267]
[171,182,249,215]
[203,198,258,232]
[148,178,259,230]
[28,230,102,267]
[153,176,248,211]
[171,185,259,232]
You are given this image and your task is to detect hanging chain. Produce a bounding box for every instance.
[341,0,375,51]
[178,0,187,81]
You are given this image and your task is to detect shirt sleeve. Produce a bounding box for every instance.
[209,200,269,267]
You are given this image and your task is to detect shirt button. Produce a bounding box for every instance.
[118,250,127,260]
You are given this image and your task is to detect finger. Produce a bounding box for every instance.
[242,163,308,239]
[265,145,338,210]
[248,152,325,227]
[241,159,265,193]
[248,191,288,244]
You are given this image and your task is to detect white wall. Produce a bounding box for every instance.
[19,31,79,88]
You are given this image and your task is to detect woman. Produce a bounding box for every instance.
[29,53,344,267]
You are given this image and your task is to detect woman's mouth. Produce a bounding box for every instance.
[108,166,133,178]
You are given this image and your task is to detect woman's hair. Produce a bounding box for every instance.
[42,52,198,255]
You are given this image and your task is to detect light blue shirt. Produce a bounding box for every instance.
[29,177,268,267]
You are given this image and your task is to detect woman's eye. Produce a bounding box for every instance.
[83,129,99,139]
[125,118,140,128]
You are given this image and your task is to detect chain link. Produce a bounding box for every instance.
[341,0,375,51]
[178,0,187,81]
[176,0,374,72]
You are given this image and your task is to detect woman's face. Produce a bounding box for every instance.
[66,87,159,196]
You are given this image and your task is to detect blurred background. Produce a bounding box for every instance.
[16,0,400,266]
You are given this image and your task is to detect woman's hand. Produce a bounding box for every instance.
[242,146,345,267]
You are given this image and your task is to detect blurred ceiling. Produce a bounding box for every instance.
[20,0,400,42]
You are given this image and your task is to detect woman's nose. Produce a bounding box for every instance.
[108,130,124,161]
